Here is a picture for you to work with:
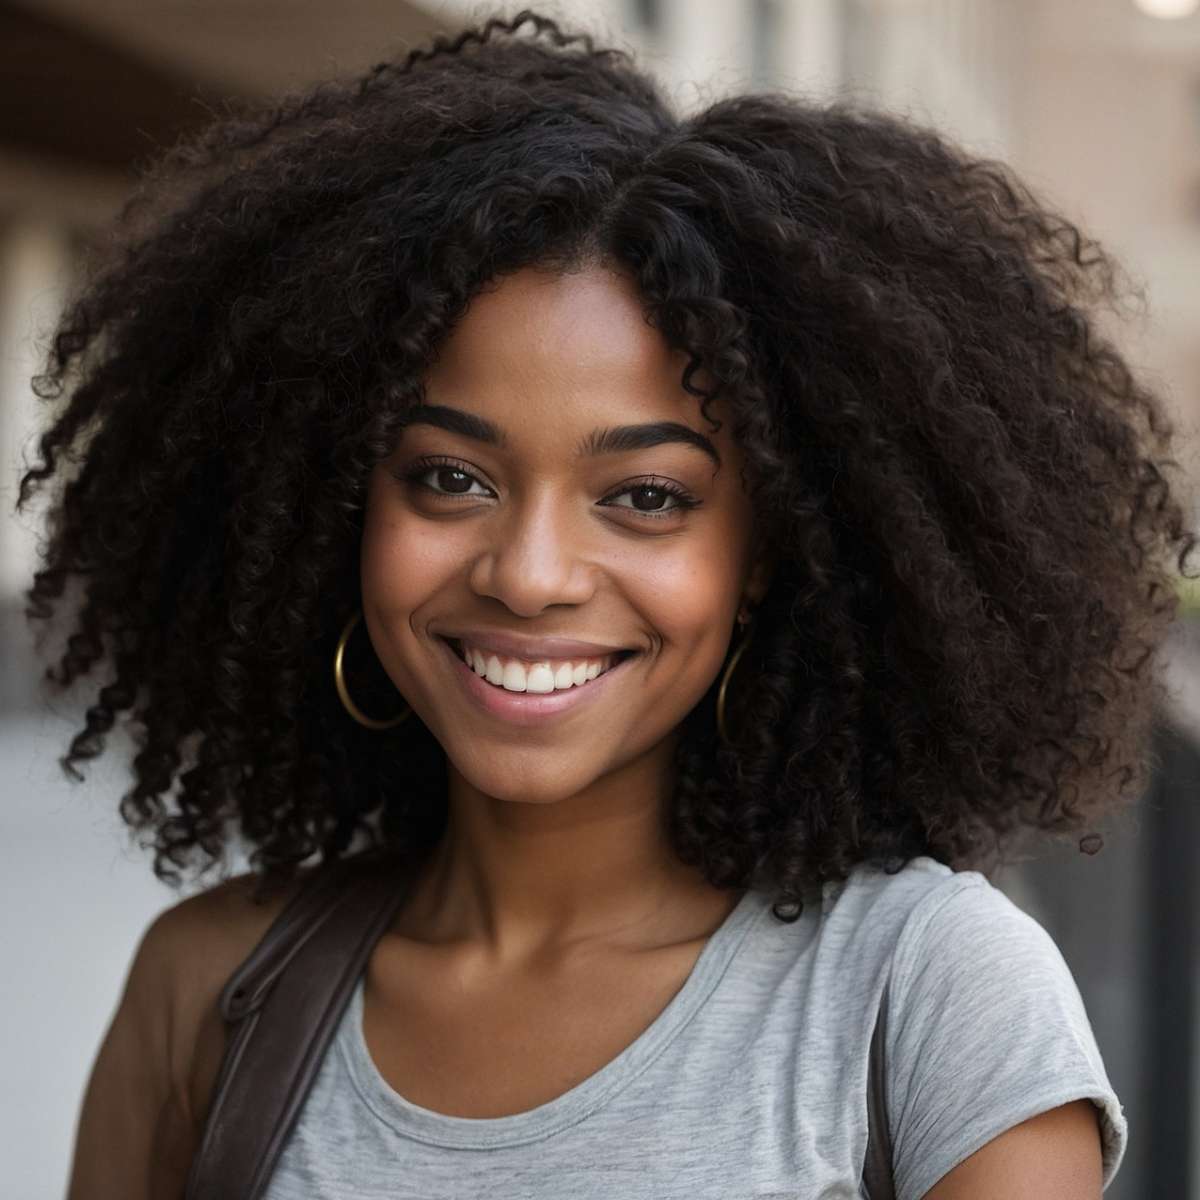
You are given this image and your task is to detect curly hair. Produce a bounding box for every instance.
[15,9,1197,917]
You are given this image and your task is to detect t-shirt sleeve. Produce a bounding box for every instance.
[882,872,1128,1200]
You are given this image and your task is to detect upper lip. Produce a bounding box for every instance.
[439,629,636,661]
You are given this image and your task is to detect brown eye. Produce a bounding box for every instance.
[399,457,492,499]
[435,467,474,494]
[601,478,700,520]
[630,485,670,511]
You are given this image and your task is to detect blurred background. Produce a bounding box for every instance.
[1,0,1199,1195]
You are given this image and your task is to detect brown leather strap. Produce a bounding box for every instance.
[184,852,415,1200]
[861,977,896,1199]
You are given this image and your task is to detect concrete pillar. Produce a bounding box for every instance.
[655,0,756,110]
[775,0,844,100]
[0,218,74,603]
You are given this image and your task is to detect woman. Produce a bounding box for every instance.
[23,10,1192,1198]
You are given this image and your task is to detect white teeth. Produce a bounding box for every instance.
[501,661,527,691]
[456,640,620,694]
[525,664,556,694]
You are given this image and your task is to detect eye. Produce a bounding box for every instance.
[600,478,700,520]
[399,456,493,498]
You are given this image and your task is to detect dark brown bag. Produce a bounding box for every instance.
[184,855,895,1199]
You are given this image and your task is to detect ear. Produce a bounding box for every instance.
[742,545,776,610]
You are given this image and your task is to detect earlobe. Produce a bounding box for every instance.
[744,552,775,610]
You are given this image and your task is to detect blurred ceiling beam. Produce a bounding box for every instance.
[0,0,458,223]
[10,0,456,101]
[0,1,230,173]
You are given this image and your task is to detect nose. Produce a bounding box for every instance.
[467,488,596,617]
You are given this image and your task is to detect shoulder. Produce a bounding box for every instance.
[882,864,1080,1014]
[146,864,316,979]
[859,863,1128,1199]
[66,863,318,1199]
[148,866,320,1128]
[815,853,969,946]
[819,855,1043,966]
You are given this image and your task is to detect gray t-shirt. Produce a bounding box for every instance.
[263,855,1126,1198]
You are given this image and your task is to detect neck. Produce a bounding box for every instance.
[391,747,735,966]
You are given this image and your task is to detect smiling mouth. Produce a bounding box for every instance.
[441,636,637,694]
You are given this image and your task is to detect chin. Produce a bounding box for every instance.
[451,750,611,806]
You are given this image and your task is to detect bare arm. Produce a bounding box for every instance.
[63,869,307,1200]
[921,1099,1104,1200]
[64,907,197,1200]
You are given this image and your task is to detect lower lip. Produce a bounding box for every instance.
[437,638,637,727]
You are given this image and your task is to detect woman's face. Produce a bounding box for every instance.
[361,263,770,806]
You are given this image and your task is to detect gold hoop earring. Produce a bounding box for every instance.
[716,617,754,748]
[333,610,412,730]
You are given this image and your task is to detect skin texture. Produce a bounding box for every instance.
[64,868,316,1200]
[360,263,770,959]
[925,1099,1103,1199]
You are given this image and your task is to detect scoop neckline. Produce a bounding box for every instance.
[336,884,770,1149]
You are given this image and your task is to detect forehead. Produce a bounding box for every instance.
[423,265,723,444]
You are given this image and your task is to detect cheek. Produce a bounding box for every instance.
[360,475,458,614]
[625,533,744,671]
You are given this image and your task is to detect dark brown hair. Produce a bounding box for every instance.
[16,10,1197,917]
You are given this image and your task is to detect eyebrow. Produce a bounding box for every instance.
[401,403,721,467]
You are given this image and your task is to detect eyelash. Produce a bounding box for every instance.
[395,455,701,520]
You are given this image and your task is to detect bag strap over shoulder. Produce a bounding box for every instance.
[861,976,896,1200]
[185,855,895,1199]
[184,851,416,1200]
